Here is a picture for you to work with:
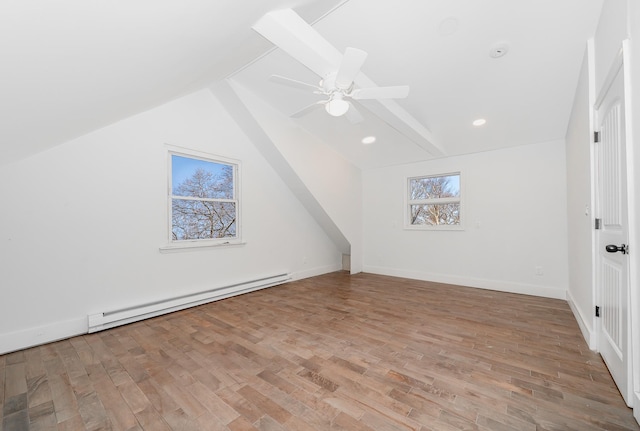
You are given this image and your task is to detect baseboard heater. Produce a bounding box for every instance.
[88,273,291,333]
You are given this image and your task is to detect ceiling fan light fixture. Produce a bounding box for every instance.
[325,97,350,117]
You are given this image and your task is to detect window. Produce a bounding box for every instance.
[406,173,461,229]
[167,150,240,247]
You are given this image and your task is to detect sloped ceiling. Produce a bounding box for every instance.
[0,0,345,165]
[0,0,603,168]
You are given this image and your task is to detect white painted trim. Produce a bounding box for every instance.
[363,265,566,299]
[622,37,640,419]
[587,36,600,360]
[159,240,247,253]
[595,48,624,109]
[164,144,243,248]
[0,265,342,355]
[292,263,344,281]
[0,317,87,355]
[404,172,464,231]
[567,290,597,350]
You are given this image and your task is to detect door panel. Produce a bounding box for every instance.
[595,62,631,405]
[602,259,623,357]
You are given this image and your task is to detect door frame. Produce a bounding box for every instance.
[621,37,640,423]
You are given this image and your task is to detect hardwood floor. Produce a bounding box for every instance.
[1,271,638,430]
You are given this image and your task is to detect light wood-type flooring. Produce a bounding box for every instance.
[1,272,638,430]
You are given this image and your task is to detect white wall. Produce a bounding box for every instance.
[226,80,363,273]
[363,140,569,299]
[565,48,596,347]
[0,89,342,354]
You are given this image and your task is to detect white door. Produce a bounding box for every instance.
[595,60,632,406]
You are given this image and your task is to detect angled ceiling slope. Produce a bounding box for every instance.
[0,0,346,166]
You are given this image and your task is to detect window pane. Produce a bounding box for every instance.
[410,203,460,226]
[410,175,460,200]
[172,199,236,240]
[172,155,233,199]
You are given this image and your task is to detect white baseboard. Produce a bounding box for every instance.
[363,265,566,299]
[566,290,597,350]
[0,317,87,355]
[0,265,342,355]
[634,392,640,425]
[292,263,343,281]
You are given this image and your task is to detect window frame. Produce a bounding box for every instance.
[404,172,463,231]
[161,147,242,251]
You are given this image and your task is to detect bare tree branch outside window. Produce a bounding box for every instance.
[171,155,237,241]
[409,174,460,226]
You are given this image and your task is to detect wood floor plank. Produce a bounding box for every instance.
[236,386,291,425]
[28,400,57,431]
[1,272,638,430]
[133,404,171,431]
[75,390,111,431]
[4,362,27,399]
[135,378,179,416]
[226,416,259,431]
[185,381,239,425]
[26,375,52,412]
[44,373,78,425]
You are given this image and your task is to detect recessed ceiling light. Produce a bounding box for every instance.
[362,136,376,144]
[472,119,486,126]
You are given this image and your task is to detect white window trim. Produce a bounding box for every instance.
[159,239,246,253]
[404,172,464,231]
[160,145,243,251]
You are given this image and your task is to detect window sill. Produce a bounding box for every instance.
[404,225,465,231]
[159,240,246,253]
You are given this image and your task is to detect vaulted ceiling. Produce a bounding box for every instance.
[0,0,603,168]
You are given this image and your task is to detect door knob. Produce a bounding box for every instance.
[605,244,629,254]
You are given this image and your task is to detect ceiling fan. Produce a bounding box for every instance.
[253,9,410,122]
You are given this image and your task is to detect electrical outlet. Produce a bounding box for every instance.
[535,266,543,276]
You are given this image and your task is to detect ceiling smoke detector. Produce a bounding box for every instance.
[489,43,509,59]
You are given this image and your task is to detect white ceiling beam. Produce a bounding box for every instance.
[252,8,444,157]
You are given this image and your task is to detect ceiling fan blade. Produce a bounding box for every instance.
[335,47,368,90]
[269,75,320,91]
[351,85,410,100]
[290,101,325,118]
[345,103,364,124]
[253,9,341,79]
